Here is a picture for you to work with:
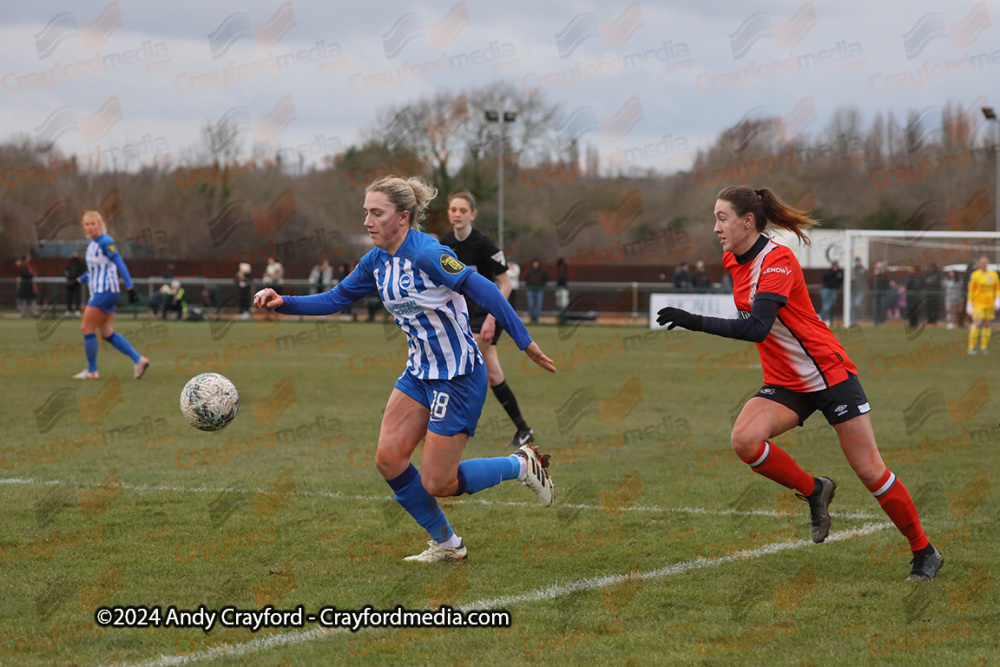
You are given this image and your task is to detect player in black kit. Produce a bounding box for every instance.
[439,191,535,447]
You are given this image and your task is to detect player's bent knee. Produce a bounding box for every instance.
[374,450,405,480]
[730,431,761,461]
[421,475,456,497]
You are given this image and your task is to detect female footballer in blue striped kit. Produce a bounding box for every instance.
[254,176,556,562]
[73,210,150,380]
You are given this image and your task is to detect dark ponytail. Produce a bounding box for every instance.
[717,186,818,245]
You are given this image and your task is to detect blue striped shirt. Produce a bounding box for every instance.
[283,230,482,380]
[82,234,133,294]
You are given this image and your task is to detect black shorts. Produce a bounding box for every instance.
[754,374,871,426]
[469,312,504,345]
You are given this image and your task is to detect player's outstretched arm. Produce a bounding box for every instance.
[258,265,376,315]
[657,298,780,343]
[480,272,513,341]
[459,271,554,373]
[461,271,530,343]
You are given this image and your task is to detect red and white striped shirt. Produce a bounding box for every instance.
[724,237,856,392]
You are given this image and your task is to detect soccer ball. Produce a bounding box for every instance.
[180,373,239,432]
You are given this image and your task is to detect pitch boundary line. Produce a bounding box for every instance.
[0,476,880,520]
[111,522,892,667]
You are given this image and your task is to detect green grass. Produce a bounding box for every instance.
[1,317,997,666]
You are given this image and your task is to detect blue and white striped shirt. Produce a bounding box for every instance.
[82,233,133,294]
[282,230,482,380]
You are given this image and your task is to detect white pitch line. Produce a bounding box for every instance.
[111,522,892,667]
[0,477,880,520]
[460,521,892,610]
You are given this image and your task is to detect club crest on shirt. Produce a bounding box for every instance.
[440,255,466,274]
[398,273,413,291]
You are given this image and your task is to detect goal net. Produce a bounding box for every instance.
[843,230,1000,328]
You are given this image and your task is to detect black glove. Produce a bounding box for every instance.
[656,307,703,331]
[127,288,141,304]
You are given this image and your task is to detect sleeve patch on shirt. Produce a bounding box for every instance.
[441,255,466,274]
[106,244,116,254]
[491,250,506,266]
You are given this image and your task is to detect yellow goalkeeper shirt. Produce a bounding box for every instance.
[967,269,1000,307]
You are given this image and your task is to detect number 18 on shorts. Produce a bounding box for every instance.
[393,363,488,437]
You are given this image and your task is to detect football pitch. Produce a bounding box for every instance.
[1,316,996,666]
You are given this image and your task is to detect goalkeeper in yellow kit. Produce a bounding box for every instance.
[966,256,1000,354]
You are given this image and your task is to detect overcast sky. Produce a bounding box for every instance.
[1,0,997,174]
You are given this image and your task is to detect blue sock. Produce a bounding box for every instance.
[453,456,520,496]
[103,332,141,363]
[386,463,453,543]
[84,333,98,372]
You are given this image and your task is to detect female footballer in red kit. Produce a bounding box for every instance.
[657,186,942,581]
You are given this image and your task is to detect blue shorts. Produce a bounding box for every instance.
[394,362,487,437]
[87,291,119,313]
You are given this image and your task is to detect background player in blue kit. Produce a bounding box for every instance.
[254,175,557,562]
[439,191,536,448]
[73,211,150,381]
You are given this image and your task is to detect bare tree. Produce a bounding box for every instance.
[365,82,562,195]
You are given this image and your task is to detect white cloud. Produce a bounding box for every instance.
[2,0,997,173]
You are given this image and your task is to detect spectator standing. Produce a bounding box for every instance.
[16,255,36,318]
[905,270,924,328]
[64,252,86,317]
[721,271,733,294]
[673,261,693,290]
[236,262,253,320]
[888,279,903,321]
[523,259,548,324]
[693,260,712,291]
[507,261,520,313]
[819,261,843,326]
[310,260,333,294]
[924,263,942,325]
[871,261,889,326]
[263,256,285,293]
[335,262,350,284]
[851,257,868,323]
[944,269,963,329]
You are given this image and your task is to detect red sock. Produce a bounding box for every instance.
[867,470,929,552]
[740,441,814,496]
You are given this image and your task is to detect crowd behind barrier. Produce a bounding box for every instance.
[2,274,965,328]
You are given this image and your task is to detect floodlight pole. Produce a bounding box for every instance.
[485,110,517,253]
[984,107,1000,264]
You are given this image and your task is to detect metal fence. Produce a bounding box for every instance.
[3,276,902,327]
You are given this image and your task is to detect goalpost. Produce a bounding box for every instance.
[842,230,1000,328]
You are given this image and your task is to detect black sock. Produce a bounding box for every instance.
[913,543,935,557]
[491,381,528,431]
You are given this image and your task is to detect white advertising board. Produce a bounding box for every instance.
[649,293,739,330]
